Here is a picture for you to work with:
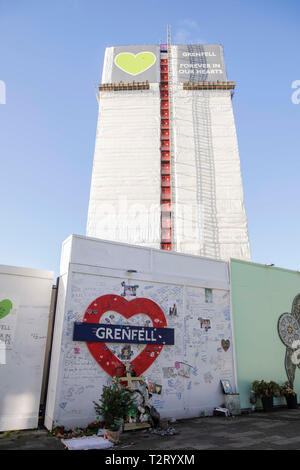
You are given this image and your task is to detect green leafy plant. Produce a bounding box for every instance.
[93,378,135,430]
[251,380,281,398]
[280,381,297,397]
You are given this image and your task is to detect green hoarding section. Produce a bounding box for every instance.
[230,259,300,409]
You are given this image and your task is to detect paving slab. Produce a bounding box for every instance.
[0,429,64,450]
[1,408,300,450]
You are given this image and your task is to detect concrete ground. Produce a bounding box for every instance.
[1,408,300,450]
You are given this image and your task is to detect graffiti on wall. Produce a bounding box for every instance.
[278,293,300,386]
[55,273,234,423]
[73,294,174,378]
[0,298,17,351]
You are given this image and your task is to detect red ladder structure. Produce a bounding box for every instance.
[160,44,172,251]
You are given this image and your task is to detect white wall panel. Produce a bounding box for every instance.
[45,235,236,429]
[0,265,53,431]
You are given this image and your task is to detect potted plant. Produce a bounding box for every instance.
[93,379,134,443]
[280,382,298,409]
[252,380,280,412]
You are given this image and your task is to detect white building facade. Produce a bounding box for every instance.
[86,43,251,261]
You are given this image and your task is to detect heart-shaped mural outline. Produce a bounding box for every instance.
[114,52,156,76]
[83,294,167,377]
[221,339,230,352]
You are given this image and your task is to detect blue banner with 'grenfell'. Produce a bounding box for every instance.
[73,322,174,345]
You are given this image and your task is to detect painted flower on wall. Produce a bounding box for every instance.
[278,294,300,386]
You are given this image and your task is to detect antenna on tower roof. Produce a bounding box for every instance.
[167,24,172,47]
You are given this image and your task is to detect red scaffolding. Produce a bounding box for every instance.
[160,45,172,251]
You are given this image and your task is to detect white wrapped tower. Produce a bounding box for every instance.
[86,43,251,261]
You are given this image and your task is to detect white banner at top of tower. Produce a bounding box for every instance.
[101,44,227,84]
[173,45,227,83]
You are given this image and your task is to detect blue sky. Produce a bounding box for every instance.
[0,0,299,278]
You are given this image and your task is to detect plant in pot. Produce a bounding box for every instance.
[280,381,298,409]
[93,379,134,443]
[252,380,280,412]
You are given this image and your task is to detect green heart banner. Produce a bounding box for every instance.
[0,299,13,320]
[114,52,156,76]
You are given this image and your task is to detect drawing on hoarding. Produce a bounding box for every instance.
[0,298,17,350]
[0,299,13,320]
[118,344,134,360]
[199,318,211,331]
[278,294,300,386]
[168,298,178,316]
[121,281,139,297]
[221,339,230,352]
[220,379,233,394]
[205,289,213,303]
[73,294,174,378]
[148,381,162,395]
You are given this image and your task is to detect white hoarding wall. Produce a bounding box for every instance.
[169,47,251,260]
[0,265,54,432]
[45,235,236,430]
[86,85,161,248]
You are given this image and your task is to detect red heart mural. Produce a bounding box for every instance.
[83,294,167,377]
